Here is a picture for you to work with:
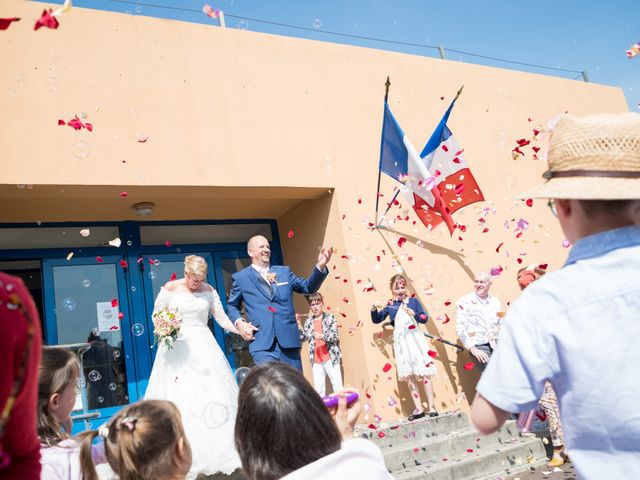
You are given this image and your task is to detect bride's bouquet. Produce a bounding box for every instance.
[152,306,182,349]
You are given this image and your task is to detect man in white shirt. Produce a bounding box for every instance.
[471,112,640,479]
[455,271,502,372]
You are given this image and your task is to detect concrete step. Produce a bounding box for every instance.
[355,411,472,443]
[380,421,522,472]
[390,434,547,480]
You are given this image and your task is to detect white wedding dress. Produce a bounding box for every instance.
[145,286,241,478]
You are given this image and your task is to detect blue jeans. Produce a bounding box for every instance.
[252,338,302,371]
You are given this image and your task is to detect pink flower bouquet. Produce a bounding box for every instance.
[152,306,182,349]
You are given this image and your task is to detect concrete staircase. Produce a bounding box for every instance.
[356,411,548,480]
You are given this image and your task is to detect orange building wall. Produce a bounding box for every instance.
[1,1,629,420]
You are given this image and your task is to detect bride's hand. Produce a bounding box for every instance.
[237,319,258,341]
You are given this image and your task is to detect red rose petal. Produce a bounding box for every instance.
[170,272,177,281]
[34,9,59,30]
[0,17,21,30]
[444,300,451,306]
[441,144,449,152]
[428,350,438,358]
[382,363,392,373]
[165,240,172,247]
[268,306,277,313]
[539,263,548,270]
[496,242,504,253]
[454,184,465,195]
[119,259,128,269]
[357,198,362,204]
[442,313,450,324]
[119,192,128,198]
[464,362,474,370]
[85,123,93,132]
[452,157,461,164]
[67,118,83,130]
[397,236,407,247]
[117,312,124,320]
[525,198,533,207]
[57,119,66,126]
[111,298,118,308]
[466,448,474,453]
[96,256,103,263]
[408,325,416,330]
[287,229,294,238]
[377,432,386,438]
[419,313,427,321]
[516,139,530,147]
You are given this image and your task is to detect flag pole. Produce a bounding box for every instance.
[374,76,391,226]
[377,85,464,225]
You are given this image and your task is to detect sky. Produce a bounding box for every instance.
[35,0,640,109]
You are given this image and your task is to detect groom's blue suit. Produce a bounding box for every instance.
[227,264,328,370]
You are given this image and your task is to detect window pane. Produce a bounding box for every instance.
[220,257,254,368]
[140,223,272,246]
[0,227,119,250]
[52,264,128,410]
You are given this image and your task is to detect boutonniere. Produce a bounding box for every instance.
[266,272,277,284]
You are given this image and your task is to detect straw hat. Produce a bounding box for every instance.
[520,112,640,199]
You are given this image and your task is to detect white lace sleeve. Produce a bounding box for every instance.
[152,287,171,313]
[209,287,239,334]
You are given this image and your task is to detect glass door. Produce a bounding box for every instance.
[213,250,253,369]
[138,253,216,391]
[42,255,136,431]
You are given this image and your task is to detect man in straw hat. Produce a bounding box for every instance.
[470,112,640,478]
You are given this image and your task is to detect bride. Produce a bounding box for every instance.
[145,255,242,478]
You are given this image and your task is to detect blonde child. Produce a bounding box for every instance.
[38,346,107,479]
[77,399,192,480]
[371,274,437,420]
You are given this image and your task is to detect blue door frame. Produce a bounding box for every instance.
[0,219,282,430]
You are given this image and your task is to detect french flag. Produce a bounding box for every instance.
[379,99,484,234]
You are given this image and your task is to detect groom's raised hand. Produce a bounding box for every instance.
[316,246,334,271]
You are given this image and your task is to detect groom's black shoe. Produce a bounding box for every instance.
[408,411,426,422]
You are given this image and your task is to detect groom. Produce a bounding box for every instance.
[227,235,332,371]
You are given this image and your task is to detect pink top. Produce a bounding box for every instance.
[313,317,330,363]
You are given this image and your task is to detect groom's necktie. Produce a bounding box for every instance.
[255,267,273,296]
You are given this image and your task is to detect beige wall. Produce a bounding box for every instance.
[1,1,629,420]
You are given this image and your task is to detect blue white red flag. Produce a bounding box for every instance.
[378,99,483,234]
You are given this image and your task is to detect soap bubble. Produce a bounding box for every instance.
[131,286,137,292]
[113,350,121,359]
[131,323,145,336]
[62,298,77,311]
[438,271,453,287]
[16,184,25,189]
[234,367,250,385]
[16,75,25,88]
[135,6,142,13]
[312,18,322,29]
[91,327,99,336]
[46,77,59,94]
[72,140,91,159]
[421,261,436,277]
[88,370,101,382]
[97,396,104,404]
[108,382,117,391]
[202,402,230,429]
[501,173,517,189]
[82,279,91,288]
[149,271,157,280]
[493,130,511,150]
[237,20,248,30]
[126,240,133,246]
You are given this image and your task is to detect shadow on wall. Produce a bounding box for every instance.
[375,225,482,410]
